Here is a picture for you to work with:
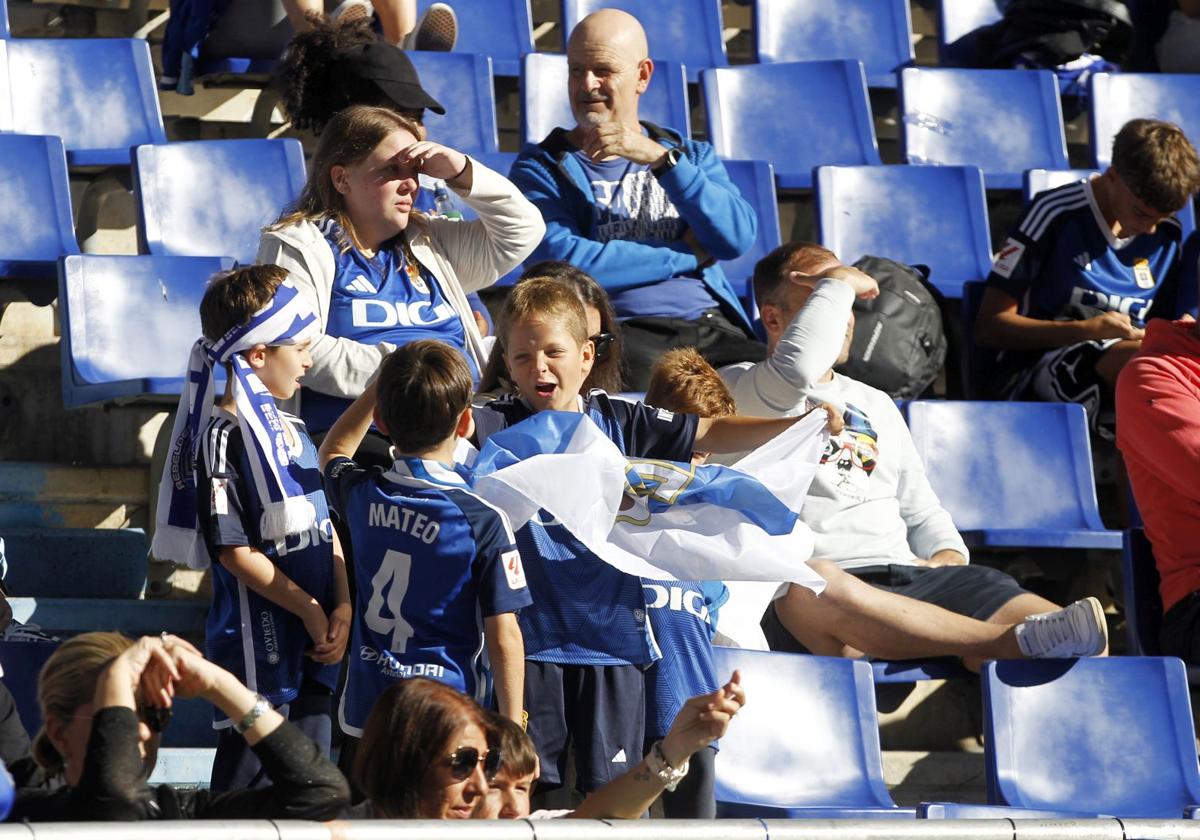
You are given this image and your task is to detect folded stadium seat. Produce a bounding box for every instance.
[1089,73,1200,170]
[936,0,1003,67]
[0,39,166,167]
[710,645,916,818]
[58,254,234,407]
[753,0,915,89]
[0,134,79,305]
[0,639,58,740]
[8,597,208,640]
[520,53,690,147]
[561,0,726,83]
[899,67,1069,190]
[406,52,500,156]
[133,139,306,265]
[1,526,148,598]
[813,164,992,299]
[904,400,1121,550]
[718,160,781,303]
[415,0,534,77]
[701,60,881,189]
[982,657,1200,818]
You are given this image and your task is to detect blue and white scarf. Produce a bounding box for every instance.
[151,279,321,570]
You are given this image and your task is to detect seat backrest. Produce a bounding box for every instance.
[0,1,10,38]
[936,0,1003,66]
[754,0,914,86]
[419,0,533,77]
[900,67,1069,189]
[134,138,306,265]
[905,400,1106,533]
[1023,168,1100,203]
[1122,528,1164,657]
[985,657,1200,817]
[406,51,499,156]
[710,646,897,810]
[58,255,233,407]
[718,160,781,301]
[520,52,690,146]
[1090,73,1200,169]
[0,640,59,738]
[561,0,726,82]
[0,134,79,272]
[702,60,880,189]
[814,164,991,299]
[1,39,166,166]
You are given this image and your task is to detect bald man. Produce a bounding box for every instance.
[510,9,765,390]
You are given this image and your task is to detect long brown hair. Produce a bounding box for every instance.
[354,677,489,818]
[270,104,423,252]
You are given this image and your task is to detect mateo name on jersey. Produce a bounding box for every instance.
[369,502,441,544]
[1067,286,1153,321]
[351,299,456,328]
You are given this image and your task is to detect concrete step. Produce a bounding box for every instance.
[884,751,986,806]
[2,527,147,597]
[0,462,149,529]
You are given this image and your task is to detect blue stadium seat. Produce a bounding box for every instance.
[416,0,533,77]
[1089,73,1200,170]
[919,802,1108,819]
[0,134,78,305]
[0,639,58,739]
[899,67,1069,189]
[710,646,915,818]
[753,0,915,88]
[58,254,233,407]
[905,400,1121,550]
[984,657,1200,818]
[133,139,306,265]
[719,160,781,301]
[406,52,499,156]
[702,60,881,189]
[0,39,166,166]
[814,164,992,299]
[871,659,970,684]
[519,52,691,146]
[1023,168,1101,203]
[561,0,726,82]
[0,2,10,38]
[9,597,208,639]
[936,0,1003,66]
[1,526,148,598]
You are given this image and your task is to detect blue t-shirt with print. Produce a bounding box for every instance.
[301,220,473,432]
[574,152,716,322]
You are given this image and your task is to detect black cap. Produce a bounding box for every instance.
[338,43,445,115]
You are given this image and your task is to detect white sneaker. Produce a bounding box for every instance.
[1015,596,1108,658]
[330,0,375,26]
[404,2,458,51]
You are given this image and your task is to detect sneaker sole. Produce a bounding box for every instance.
[1079,595,1108,657]
[413,5,457,52]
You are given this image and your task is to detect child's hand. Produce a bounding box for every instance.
[302,604,330,657]
[310,603,352,665]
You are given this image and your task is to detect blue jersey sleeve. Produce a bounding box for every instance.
[322,456,372,519]
[453,491,532,617]
[199,420,251,550]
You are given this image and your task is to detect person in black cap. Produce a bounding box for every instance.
[278,13,445,136]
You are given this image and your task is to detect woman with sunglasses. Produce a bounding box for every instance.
[345,677,498,819]
[12,632,350,821]
[479,261,626,396]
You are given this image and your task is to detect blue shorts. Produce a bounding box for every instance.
[524,660,645,793]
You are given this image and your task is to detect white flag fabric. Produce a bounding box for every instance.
[467,410,827,593]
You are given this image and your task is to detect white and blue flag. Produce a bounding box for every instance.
[465,410,827,592]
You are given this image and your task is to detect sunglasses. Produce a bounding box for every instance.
[590,332,615,360]
[446,745,502,780]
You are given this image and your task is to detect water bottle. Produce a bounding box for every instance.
[433,180,463,220]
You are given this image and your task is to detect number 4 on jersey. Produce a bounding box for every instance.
[364,549,416,652]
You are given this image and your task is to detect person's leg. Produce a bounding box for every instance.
[525,660,571,809]
[570,665,645,796]
[657,743,716,818]
[288,678,334,758]
[1160,590,1200,664]
[281,0,323,33]
[401,1,458,50]
[371,0,416,44]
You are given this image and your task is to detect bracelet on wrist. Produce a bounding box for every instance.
[233,694,271,735]
[644,739,689,791]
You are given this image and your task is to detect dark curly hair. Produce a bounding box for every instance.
[276,13,409,134]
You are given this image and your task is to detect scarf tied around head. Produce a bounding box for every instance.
[151,279,322,569]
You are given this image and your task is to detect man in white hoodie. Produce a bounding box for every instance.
[719,242,1108,665]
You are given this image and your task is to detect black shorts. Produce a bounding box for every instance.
[762,563,1030,654]
[1005,338,1121,433]
[1160,590,1200,665]
[524,660,645,793]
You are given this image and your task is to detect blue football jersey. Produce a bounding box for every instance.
[472,391,699,665]
[642,578,726,739]
[197,410,339,721]
[324,455,532,736]
[300,220,471,432]
[986,177,1183,376]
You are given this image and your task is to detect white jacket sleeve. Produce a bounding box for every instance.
[893,417,971,563]
[256,233,396,400]
[728,279,856,415]
[425,158,546,295]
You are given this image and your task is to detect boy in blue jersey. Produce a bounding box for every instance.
[317,340,531,741]
[976,118,1200,433]
[190,266,352,791]
[472,276,834,806]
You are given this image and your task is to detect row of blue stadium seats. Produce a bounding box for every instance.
[3,29,1199,188]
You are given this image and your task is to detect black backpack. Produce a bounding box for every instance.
[835,255,948,400]
[973,0,1134,68]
